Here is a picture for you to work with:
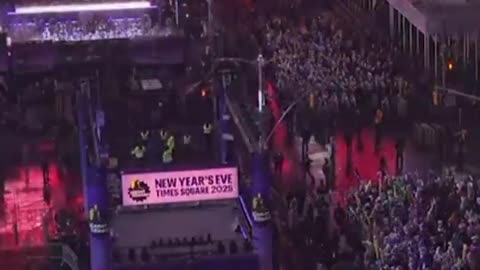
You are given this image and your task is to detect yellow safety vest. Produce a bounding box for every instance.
[131,145,145,159]
[89,208,95,222]
[140,130,149,141]
[183,135,191,145]
[203,124,212,134]
[167,136,175,149]
[163,149,173,163]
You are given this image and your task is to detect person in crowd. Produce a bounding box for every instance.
[166,132,175,159]
[395,136,406,174]
[304,156,314,185]
[22,143,30,187]
[43,182,51,205]
[374,106,383,153]
[456,129,467,171]
[162,146,173,164]
[140,130,149,143]
[273,152,284,177]
[181,133,192,160]
[322,158,331,190]
[131,144,146,164]
[41,158,49,183]
[203,122,213,153]
[301,126,312,161]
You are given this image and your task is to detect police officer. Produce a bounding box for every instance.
[89,204,101,223]
[163,148,173,164]
[159,129,167,141]
[158,129,168,161]
[301,127,311,162]
[166,134,175,150]
[183,134,192,146]
[131,145,146,164]
[140,130,149,142]
[179,133,191,160]
[203,123,212,152]
[166,133,175,159]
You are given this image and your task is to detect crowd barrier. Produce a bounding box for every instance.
[0,243,78,270]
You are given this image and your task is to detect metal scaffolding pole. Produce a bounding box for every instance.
[416,28,420,55]
[174,0,179,26]
[425,33,430,69]
[389,5,394,39]
[409,21,413,54]
[402,16,407,51]
[434,34,439,82]
[476,34,479,81]
[397,13,402,43]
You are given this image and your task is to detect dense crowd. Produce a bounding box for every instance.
[285,170,480,270]
[259,5,480,270]
[264,13,411,124]
[8,16,175,43]
[352,171,480,269]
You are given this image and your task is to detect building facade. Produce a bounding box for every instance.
[340,0,480,90]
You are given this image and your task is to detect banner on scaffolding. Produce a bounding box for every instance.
[88,205,109,234]
[121,167,239,206]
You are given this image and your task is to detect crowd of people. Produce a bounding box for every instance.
[285,169,480,269]
[264,13,413,134]
[8,16,174,43]
[256,2,480,270]
[349,171,480,269]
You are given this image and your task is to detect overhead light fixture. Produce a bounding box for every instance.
[10,1,153,14]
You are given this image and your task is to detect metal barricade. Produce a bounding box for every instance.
[0,192,50,249]
[62,244,79,270]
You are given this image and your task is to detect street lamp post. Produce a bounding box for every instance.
[257,54,265,113]
[207,0,213,37]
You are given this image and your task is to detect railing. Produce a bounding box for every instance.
[112,238,252,265]
[237,196,253,238]
[224,93,257,153]
[0,243,78,270]
[62,244,79,270]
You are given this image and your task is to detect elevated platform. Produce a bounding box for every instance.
[112,201,244,248]
[9,36,185,73]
